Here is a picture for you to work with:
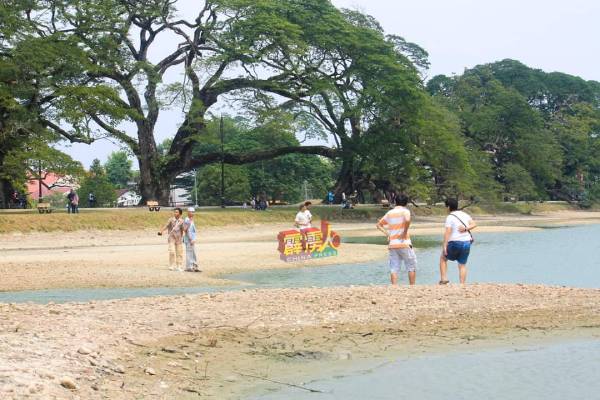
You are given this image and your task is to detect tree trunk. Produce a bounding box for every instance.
[333,154,357,203]
[0,179,13,209]
[138,156,171,205]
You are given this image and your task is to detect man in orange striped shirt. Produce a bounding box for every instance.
[376,194,417,286]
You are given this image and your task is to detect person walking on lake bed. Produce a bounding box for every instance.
[440,198,477,285]
[159,208,185,271]
[376,194,417,286]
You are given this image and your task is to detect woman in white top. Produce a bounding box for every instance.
[440,198,477,285]
[295,203,311,230]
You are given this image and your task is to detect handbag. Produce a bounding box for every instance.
[450,213,474,243]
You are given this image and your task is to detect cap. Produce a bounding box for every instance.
[187,207,195,212]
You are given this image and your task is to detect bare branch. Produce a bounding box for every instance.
[40,119,94,144]
[89,114,140,154]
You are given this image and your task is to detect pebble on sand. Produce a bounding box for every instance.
[60,377,77,390]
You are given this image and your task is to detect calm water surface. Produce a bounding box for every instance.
[1,224,599,303]
[230,223,600,288]
[250,340,600,400]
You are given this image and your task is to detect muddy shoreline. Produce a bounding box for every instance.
[1,284,599,399]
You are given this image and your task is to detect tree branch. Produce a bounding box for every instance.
[184,145,339,170]
[40,119,94,144]
[89,114,140,154]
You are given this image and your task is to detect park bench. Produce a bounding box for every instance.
[147,201,161,212]
[37,203,52,214]
[381,199,390,209]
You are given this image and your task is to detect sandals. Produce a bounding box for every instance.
[438,280,450,285]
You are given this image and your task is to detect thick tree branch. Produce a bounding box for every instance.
[184,145,339,170]
[89,114,140,154]
[40,119,94,144]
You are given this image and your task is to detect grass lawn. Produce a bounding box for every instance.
[0,202,581,234]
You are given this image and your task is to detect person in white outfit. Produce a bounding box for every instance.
[183,207,200,272]
[439,198,477,285]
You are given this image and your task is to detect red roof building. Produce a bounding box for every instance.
[26,173,76,200]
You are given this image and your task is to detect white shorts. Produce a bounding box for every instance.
[389,247,417,273]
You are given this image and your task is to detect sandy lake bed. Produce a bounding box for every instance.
[1,210,600,399]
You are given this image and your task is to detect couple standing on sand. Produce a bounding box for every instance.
[158,207,201,272]
[376,195,476,286]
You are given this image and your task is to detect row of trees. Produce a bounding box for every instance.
[2,1,599,207]
[428,59,600,203]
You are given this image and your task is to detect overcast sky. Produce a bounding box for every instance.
[62,0,600,168]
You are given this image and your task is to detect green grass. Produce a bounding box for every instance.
[343,235,440,248]
[0,201,588,234]
[0,206,383,234]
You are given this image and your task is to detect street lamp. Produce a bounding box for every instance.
[220,116,226,208]
[194,168,198,207]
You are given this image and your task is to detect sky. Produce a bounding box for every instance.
[60,0,600,168]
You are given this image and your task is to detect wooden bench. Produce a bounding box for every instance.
[37,203,52,214]
[147,201,161,212]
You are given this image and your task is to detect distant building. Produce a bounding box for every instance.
[26,173,78,200]
[169,175,193,206]
[116,190,142,207]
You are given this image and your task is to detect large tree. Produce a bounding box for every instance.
[7,0,431,204]
[7,0,383,204]
[244,9,427,201]
[0,4,85,206]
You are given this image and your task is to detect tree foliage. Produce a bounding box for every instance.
[105,151,133,189]
[428,59,600,202]
[182,116,335,205]
[78,159,117,207]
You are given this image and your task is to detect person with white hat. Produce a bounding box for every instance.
[183,207,200,272]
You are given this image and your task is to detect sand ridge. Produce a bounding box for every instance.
[0,284,599,398]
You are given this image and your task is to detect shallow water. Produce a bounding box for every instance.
[0,285,224,304]
[250,339,600,400]
[231,224,600,288]
[1,224,599,303]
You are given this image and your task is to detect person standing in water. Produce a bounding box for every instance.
[439,198,477,285]
[183,207,200,272]
[376,194,417,286]
[158,208,185,271]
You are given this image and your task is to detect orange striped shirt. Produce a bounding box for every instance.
[377,206,412,249]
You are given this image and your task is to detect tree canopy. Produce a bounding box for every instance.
[428,59,600,202]
[2,0,600,207]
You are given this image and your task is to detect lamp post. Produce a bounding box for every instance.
[194,169,198,207]
[220,116,225,208]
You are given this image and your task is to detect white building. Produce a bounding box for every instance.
[116,190,142,207]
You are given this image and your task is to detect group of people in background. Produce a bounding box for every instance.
[159,207,200,272]
[155,193,474,283]
[66,189,79,214]
[377,195,476,286]
[341,190,359,209]
[250,194,269,211]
